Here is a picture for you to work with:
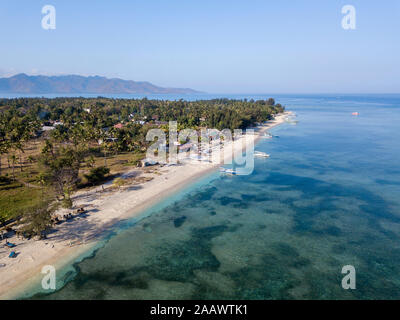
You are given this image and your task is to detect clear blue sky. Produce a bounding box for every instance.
[0,0,399,93]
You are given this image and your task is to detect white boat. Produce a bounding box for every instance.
[254,151,270,158]
[220,167,237,175]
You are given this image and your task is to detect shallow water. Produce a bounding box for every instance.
[28,94,400,299]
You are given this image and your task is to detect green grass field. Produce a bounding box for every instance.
[0,141,145,220]
[0,177,45,220]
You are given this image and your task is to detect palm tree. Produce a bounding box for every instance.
[113,177,126,189]
[0,143,7,177]
[10,154,17,181]
[0,121,7,177]
[37,173,47,198]
[27,155,35,165]
[19,150,24,172]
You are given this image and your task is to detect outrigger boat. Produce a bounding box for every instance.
[254,151,270,158]
[4,242,16,248]
[263,133,280,138]
[220,167,238,175]
[263,133,273,138]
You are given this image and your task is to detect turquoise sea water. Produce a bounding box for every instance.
[23,94,400,299]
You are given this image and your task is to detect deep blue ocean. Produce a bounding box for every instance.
[17,94,400,299]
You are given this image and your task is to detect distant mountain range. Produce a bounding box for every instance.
[0,74,201,94]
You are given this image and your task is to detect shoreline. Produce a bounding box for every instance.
[0,111,291,300]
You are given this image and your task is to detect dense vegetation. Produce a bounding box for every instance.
[0,97,283,130]
[0,97,284,237]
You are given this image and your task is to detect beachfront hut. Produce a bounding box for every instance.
[41,125,55,131]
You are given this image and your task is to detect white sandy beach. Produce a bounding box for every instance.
[0,112,291,299]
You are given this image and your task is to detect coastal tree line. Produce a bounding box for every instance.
[0,97,284,238]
